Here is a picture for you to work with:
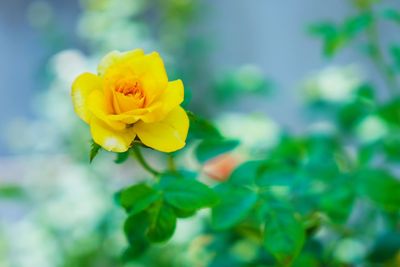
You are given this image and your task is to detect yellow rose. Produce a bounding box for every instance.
[71,49,189,153]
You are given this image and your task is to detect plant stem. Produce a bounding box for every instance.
[167,154,177,172]
[365,9,399,96]
[132,146,160,176]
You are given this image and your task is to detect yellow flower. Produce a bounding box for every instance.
[71,49,189,153]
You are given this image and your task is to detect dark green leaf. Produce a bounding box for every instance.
[263,208,305,266]
[212,184,258,230]
[161,176,218,211]
[89,141,101,163]
[195,139,239,163]
[115,151,130,164]
[124,212,150,246]
[146,203,177,243]
[116,183,161,214]
[368,232,400,263]
[378,98,400,126]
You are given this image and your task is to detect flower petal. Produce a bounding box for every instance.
[71,72,102,123]
[139,79,184,123]
[135,106,189,152]
[87,90,126,130]
[97,49,145,76]
[90,116,136,152]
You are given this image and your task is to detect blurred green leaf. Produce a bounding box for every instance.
[89,140,101,163]
[319,184,355,223]
[378,98,400,126]
[212,184,258,230]
[116,183,161,214]
[147,203,177,243]
[368,232,400,263]
[229,160,266,186]
[383,135,400,162]
[343,13,373,38]
[160,176,218,211]
[263,208,305,266]
[187,112,222,141]
[358,169,400,211]
[382,8,400,24]
[390,45,400,71]
[115,151,130,164]
[124,212,150,255]
[0,185,26,199]
[195,139,239,163]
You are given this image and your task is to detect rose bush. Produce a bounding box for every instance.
[71,49,189,152]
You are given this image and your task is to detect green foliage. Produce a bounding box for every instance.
[89,140,101,163]
[358,168,400,211]
[212,184,258,230]
[116,183,161,214]
[0,185,26,199]
[159,175,219,211]
[382,8,400,24]
[195,139,239,163]
[263,208,305,266]
[309,13,372,57]
[114,151,130,164]
[187,111,222,141]
[146,203,177,242]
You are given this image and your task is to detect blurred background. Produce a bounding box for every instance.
[1,0,400,266]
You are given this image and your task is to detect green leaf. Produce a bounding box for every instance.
[308,22,337,39]
[358,169,400,211]
[89,141,101,163]
[378,98,400,126]
[161,176,219,211]
[115,151,130,164]
[343,13,373,38]
[146,203,177,243]
[368,232,400,263]
[116,183,161,214]
[0,185,26,199]
[187,112,222,141]
[195,139,239,163]
[229,160,266,186]
[124,212,150,249]
[211,184,258,230]
[263,208,305,266]
[172,207,196,218]
[382,8,400,24]
[390,45,400,71]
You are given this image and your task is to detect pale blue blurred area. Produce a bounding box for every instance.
[0,0,398,155]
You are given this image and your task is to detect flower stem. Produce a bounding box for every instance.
[167,154,177,172]
[132,146,160,176]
